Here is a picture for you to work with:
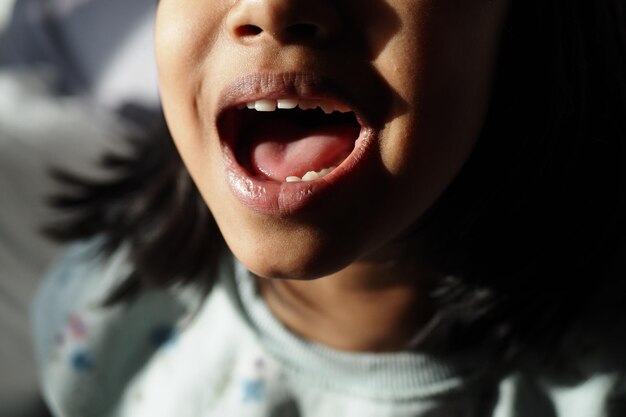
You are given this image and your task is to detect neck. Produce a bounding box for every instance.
[256,245,438,352]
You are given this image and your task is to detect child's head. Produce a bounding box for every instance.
[154,0,510,280]
[54,0,625,345]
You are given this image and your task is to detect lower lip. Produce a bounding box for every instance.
[222,128,376,216]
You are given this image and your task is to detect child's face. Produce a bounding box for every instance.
[155,0,509,279]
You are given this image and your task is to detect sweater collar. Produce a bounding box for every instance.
[226,257,494,401]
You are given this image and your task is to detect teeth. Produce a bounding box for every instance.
[299,100,318,110]
[317,167,333,177]
[301,171,319,181]
[243,99,351,114]
[284,166,337,183]
[254,99,277,112]
[334,103,351,113]
[320,103,334,114]
[277,99,298,109]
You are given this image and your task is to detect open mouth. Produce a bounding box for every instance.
[214,73,378,214]
[218,97,363,184]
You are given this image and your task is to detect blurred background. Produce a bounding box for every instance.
[0,1,160,415]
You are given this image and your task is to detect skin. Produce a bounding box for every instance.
[155,0,510,351]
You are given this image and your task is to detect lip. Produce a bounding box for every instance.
[215,72,379,217]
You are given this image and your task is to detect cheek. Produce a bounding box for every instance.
[155,1,227,148]
[375,0,508,175]
[155,6,198,147]
[155,1,230,202]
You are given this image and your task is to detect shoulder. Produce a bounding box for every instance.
[33,239,225,417]
[494,368,626,417]
[494,305,626,417]
[33,238,132,344]
[32,238,127,363]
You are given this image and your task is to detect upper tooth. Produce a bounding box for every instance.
[299,100,318,110]
[335,103,351,113]
[277,99,298,109]
[254,100,277,112]
[320,103,334,114]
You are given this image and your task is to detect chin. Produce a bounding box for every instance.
[224,227,361,280]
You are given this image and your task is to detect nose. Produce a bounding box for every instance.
[226,0,340,45]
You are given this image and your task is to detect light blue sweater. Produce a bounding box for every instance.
[34,240,626,417]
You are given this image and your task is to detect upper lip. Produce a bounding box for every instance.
[215,72,373,136]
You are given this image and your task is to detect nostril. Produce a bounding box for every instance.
[235,24,263,38]
[286,23,320,40]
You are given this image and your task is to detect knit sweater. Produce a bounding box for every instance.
[34,240,626,417]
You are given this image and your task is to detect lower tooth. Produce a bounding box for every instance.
[284,166,336,183]
[318,166,336,178]
[302,171,320,181]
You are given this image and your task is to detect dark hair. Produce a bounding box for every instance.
[48,0,626,350]
[46,118,225,302]
[419,0,626,350]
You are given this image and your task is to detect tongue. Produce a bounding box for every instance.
[248,118,357,181]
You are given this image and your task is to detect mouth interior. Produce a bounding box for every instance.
[234,108,360,182]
